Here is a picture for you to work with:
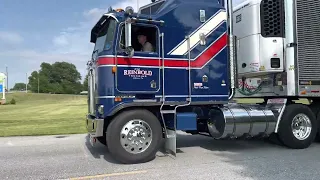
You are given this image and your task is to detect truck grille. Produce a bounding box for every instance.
[296,1,320,81]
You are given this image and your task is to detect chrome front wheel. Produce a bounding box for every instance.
[120,119,153,154]
[106,109,163,164]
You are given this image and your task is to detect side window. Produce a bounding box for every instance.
[119,25,126,49]
[119,24,158,54]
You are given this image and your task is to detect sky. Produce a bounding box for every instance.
[0,0,244,89]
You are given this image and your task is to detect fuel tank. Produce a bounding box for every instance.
[207,103,284,139]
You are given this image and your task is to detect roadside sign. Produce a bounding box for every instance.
[0,84,2,93]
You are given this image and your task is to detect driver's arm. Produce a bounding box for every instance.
[143,42,154,52]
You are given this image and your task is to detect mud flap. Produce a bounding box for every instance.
[160,109,178,157]
[164,129,176,157]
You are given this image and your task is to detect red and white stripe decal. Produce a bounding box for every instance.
[97,33,227,69]
[168,10,227,55]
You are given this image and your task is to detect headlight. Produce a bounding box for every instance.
[97,105,104,115]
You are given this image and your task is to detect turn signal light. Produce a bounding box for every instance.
[115,97,122,102]
[112,66,116,73]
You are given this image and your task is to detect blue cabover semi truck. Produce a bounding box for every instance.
[86,0,320,164]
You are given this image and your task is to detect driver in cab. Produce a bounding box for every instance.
[137,33,154,52]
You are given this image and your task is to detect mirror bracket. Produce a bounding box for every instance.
[125,47,134,58]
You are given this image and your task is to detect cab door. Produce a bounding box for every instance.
[115,23,161,93]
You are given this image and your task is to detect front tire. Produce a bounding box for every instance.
[97,136,107,146]
[106,109,163,164]
[277,104,317,149]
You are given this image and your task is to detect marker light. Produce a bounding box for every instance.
[112,66,116,73]
[115,97,122,102]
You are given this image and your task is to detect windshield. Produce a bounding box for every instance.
[93,18,117,53]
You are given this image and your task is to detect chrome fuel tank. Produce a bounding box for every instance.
[207,102,285,139]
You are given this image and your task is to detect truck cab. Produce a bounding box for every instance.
[86,0,233,164]
[85,0,320,165]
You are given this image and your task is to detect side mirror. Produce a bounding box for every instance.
[125,18,132,48]
[124,18,134,57]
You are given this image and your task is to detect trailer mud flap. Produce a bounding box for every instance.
[164,129,176,157]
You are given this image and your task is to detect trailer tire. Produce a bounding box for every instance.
[277,104,317,149]
[106,109,163,164]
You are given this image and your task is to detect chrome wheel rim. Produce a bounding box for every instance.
[120,119,152,154]
[291,113,312,140]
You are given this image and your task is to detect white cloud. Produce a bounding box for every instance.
[0,31,23,44]
[52,33,69,47]
[83,8,106,22]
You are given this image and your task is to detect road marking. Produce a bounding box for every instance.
[68,170,148,180]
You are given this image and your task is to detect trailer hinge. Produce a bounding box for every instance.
[286,42,297,47]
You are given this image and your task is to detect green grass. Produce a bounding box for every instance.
[0,92,87,137]
[0,92,310,137]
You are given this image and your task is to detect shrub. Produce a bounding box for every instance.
[10,98,16,105]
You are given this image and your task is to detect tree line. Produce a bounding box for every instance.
[11,62,89,94]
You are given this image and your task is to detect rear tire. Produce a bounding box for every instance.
[277,104,317,149]
[106,109,163,164]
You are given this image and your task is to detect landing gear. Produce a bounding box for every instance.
[106,109,163,164]
[277,104,318,149]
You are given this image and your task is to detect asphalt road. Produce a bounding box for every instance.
[1,132,320,180]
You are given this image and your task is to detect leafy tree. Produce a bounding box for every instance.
[11,83,29,91]
[28,61,83,94]
[83,73,89,91]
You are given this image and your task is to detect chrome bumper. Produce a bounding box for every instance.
[86,114,104,137]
